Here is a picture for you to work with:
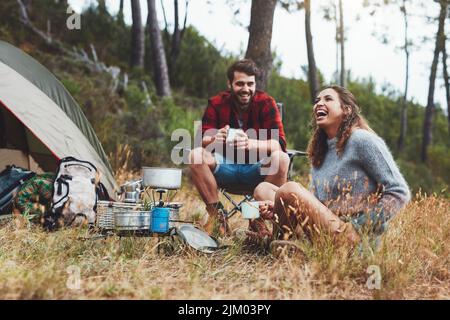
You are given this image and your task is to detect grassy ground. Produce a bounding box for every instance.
[0,182,448,300]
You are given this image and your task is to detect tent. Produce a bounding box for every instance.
[0,40,118,197]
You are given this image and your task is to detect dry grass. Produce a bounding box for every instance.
[0,183,448,300]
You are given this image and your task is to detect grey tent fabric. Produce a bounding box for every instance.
[0,41,118,196]
[0,40,111,173]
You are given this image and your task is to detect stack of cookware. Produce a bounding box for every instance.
[142,167,182,234]
[95,167,183,235]
[95,167,220,253]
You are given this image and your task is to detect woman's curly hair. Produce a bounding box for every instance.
[307,85,373,168]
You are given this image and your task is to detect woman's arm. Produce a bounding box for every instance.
[354,130,411,218]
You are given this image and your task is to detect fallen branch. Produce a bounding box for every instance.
[17,0,53,45]
[16,0,125,94]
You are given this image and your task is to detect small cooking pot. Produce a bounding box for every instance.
[119,180,142,203]
[141,167,182,190]
[120,180,141,192]
[114,210,151,231]
[124,191,141,203]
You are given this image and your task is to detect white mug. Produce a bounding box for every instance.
[226,128,243,143]
[241,201,260,219]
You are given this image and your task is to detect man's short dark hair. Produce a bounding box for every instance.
[227,59,260,82]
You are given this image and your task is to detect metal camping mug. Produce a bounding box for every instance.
[226,128,243,143]
[241,201,260,219]
[151,207,170,233]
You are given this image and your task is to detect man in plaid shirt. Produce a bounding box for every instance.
[189,59,289,236]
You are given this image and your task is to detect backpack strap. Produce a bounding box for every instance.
[52,175,71,209]
[96,182,110,201]
[59,157,98,172]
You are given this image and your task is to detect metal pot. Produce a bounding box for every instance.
[118,180,143,203]
[141,167,182,190]
[121,180,142,192]
[166,202,183,228]
[124,191,141,203]
[114,210,151,231]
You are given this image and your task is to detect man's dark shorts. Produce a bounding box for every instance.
[213,153,265,186]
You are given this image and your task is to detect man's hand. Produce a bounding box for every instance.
[213,125,229,144]
[233,130,258,150]
[259,200,274,220]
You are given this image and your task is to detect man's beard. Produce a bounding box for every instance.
[231,89,254,109]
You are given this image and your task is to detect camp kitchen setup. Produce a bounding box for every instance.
[0,40,219,253]
[95,167,219,252]
[98,167,183,234]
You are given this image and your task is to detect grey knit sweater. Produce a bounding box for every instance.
[310,129,411,219]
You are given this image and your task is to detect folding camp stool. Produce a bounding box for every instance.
[217,183,258,219]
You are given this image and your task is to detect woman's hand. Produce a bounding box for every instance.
[259,200,274,220]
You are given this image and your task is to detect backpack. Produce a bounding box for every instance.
[51,157,99,227]
[0,166,36,215]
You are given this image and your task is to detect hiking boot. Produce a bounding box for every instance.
[203,203,231,237]
[215,207,231,237]
[269,240,304,259]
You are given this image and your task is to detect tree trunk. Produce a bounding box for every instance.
[160,0,171,43]
[397,0,409,152]
[130,0,145,69]
[334,1,339,83]
[170,0,188,80]
[245,0,277,91]
[97,0,107,12]
[421,0,447,162]
[170,0,180,74]
[443,32,450,139]
[147,0,172,97]
[304,0,319,103]
[338,0,345,87]
[118,0,124,23]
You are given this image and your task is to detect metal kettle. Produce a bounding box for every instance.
[119,180,142,203]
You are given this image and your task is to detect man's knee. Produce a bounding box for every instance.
[275,151,290,173]
[261,150,290,176]
[189,147,215,168]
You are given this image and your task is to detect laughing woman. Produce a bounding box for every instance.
[254,85,411,245]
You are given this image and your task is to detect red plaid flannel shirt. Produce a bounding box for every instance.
[201,90,287,154]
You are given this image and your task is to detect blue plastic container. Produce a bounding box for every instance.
[151,207,170,233]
